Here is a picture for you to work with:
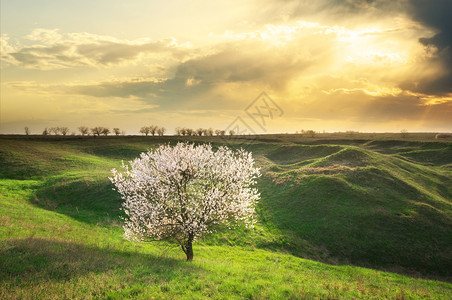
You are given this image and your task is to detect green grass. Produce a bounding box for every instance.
[259,143,451,276]
[0,134,451,299]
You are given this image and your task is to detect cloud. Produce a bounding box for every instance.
[25,28,63,44]
[33,20,445,116]
[57,24,340,112]
[286,88,452,128]
[67,80,160,98]
[2,29,194,69]
[0,34,18,65]
[253,0,407,26]
[173,41,309,87]
[405,0,452,96]
[264,0,452,96]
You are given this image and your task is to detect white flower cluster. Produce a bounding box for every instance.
[110,142,261,246]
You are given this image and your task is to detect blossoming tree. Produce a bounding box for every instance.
[110,142,260,261]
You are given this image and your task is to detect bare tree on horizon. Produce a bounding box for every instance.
[196,128,204,136]
[157,127,166,136]
[60,127,69,136]
[206,128,214,136]
[101,127,110,136]
[49,127,59,135]
[139,126,151,136]
[91,127,103,136]
[149,125,158,136]
[79,126,89,136]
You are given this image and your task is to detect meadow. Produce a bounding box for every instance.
[0,133,451,299]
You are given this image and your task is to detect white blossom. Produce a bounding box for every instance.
[109,142,260,260]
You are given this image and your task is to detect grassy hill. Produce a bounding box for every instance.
[0,135,451,299]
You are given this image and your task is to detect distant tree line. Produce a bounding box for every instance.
[174,127,236,136]
[41,127,71,136]
[27,126,125,136]
[299,129,317,137]
[24,125,238,136]
[139,125,166,136]
[23,125,389,138]
[26,125,171,136]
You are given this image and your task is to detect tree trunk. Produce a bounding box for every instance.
[185,240,193,261]
[184,233,194,261]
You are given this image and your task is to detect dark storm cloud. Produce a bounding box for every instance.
[406,0,452,95]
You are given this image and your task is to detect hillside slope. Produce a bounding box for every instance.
[0,135,451,298]
[255,143,451,277]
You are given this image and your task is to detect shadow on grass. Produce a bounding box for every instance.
[0,237,198,284]
[256,169,452,281]
[31,176,123,225]
[82,144,150,160]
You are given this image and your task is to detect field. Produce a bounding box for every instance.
[0,133,451,299]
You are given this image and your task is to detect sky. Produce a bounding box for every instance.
[1,0,451,134]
